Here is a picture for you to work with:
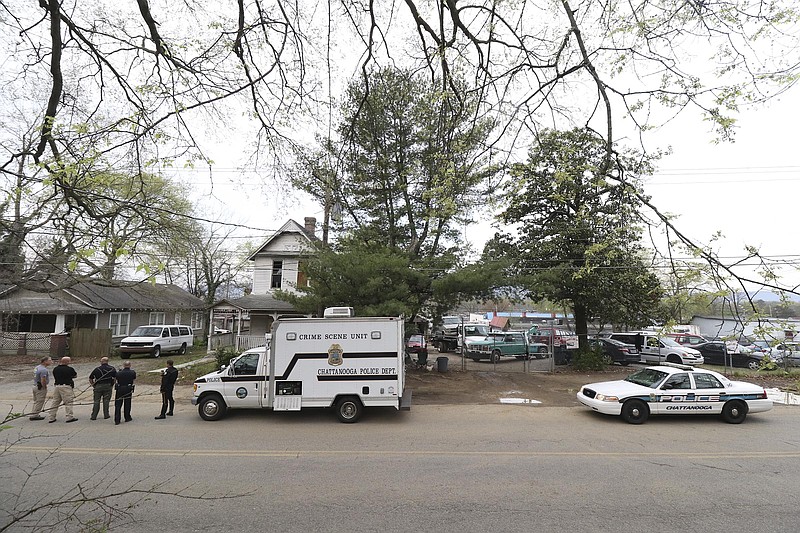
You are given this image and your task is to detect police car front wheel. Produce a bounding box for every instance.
[621,399,649,424]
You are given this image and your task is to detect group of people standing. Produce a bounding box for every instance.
[29,356,179,424]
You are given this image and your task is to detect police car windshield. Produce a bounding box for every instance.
[624,368,668,388]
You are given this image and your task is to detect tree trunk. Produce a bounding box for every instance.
[573,302,589,351]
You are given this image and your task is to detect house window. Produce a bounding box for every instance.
[297,261,310,288]
[191,312,203,330]
[109,312,130,337]
[149,312,166,325]
[271,260,283,289]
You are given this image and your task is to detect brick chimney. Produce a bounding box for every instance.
[304,217,317,238]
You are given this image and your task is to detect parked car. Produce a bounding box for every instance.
[665,333,708,346]
[588,337,640,366]
[406,334,429,364]
[465,331,546,362]
[528,325,579,349]
[601,332,704,366]
[748,340,772,354]
[119,325,194,358]
[692,341,764,370]
[577,364,773,424]
[770,342,800,366]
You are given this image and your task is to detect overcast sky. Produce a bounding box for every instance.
[183,88,799,291]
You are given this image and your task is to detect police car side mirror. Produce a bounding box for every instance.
[219,364,228,372]
[662,383,674,390]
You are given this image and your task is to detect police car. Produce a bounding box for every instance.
[577,363,772,424]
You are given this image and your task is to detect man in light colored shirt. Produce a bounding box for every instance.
[30,356,52,420]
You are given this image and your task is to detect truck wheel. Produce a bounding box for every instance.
[335,396,363,423]
[621,399,649,424]
[538,346,548,359]
[490,350,501,363]
[152,346,161,358]
[721,400,748,424]
[178,343,187,355]
[438,342,448,353]
[198,395,227,421]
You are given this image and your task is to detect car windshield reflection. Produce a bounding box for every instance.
[624,368,668,388]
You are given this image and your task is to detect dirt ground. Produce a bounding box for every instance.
[3,353,797,407]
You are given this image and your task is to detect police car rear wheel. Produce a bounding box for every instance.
[336,397,363,423]
[199,395,227,421]
[621,399,649,424]
[722,400,748,424]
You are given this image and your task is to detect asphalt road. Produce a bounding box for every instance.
[2,401,798,532]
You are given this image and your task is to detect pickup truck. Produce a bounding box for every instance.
[464,331,548,363]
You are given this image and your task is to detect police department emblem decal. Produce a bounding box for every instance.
[236,387,248,399]
[327,343,344,366]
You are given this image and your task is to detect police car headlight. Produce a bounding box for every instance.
[595,394,619,402]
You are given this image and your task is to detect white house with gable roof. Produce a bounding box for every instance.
[208,217,317,352]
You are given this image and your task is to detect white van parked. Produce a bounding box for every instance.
[119,325,194,358]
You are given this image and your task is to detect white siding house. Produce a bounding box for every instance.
[208,217,316,351]
[250,219,316,295]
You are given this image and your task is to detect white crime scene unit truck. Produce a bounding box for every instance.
[192,308,411,423]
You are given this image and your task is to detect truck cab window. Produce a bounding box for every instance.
[232,352,260,375]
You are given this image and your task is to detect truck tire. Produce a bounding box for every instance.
[178,343,187,355]
[490,349,501,363]
[335,396,363,423]
[152,345,161,358]
[198,394,227,421]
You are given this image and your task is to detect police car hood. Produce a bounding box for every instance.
[583,379,655,396]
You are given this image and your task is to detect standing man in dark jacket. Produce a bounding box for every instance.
[47,356,78,423]
[114,360,136,425]
[89,356,117,420]
[155,360,178,419]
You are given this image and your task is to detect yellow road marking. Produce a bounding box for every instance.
[9,446,800,459]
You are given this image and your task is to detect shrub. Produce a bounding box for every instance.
[758,355,779,372]
[214,347,239,369]
[570,346,609,371]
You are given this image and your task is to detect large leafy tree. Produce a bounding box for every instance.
[307,67,497,259]
[493,128,663,349]
[286,67,499,318]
